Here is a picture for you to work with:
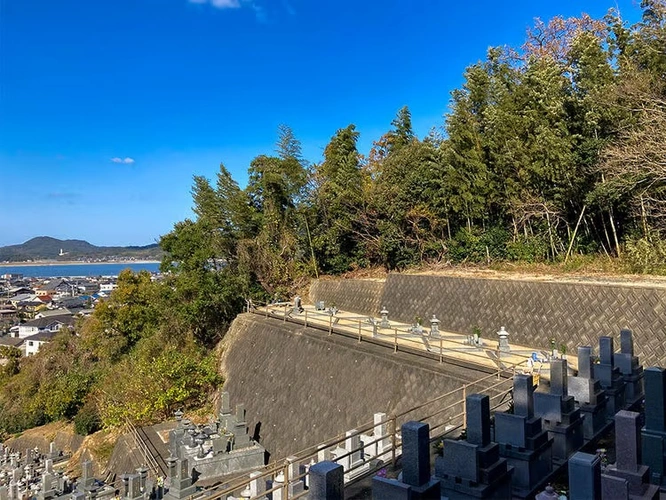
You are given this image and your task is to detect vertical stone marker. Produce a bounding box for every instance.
[568,346,608,441]
[614,329,645,407]
[534,359,584,464]
[436,394,513,499]
[495,375,553,498]
[594,336,626,420]
[371,421,440,499]
[309,461,343,500]
[602,410,659,499]
[568,452,601,500]
[640,367,666,488]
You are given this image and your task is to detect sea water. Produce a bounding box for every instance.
[0,262,161,278]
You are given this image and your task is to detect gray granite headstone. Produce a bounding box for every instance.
[309,461,343,500]
[616,410,641,472]
[600,474,628,500]
[371,477,412,499]
[466,394,490,447]
[550,359,568,397]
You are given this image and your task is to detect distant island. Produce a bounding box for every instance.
[0,236,163,263]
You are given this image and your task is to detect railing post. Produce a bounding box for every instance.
[462,384,467,427]
[304,309,308,328]
[329,315,332,335]
[394,328,398,353]
[358,320,362,343]
[390,415,397,467]
[283,460,289,500]
[439,336,443,363]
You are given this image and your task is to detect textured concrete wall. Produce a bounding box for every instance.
[375,274,666,367]
[218,314,492,463]
[309,279,385,317]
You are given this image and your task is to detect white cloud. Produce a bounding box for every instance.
[111,157,135,165]
[211,0,241,7]
[189,0,280,21]
[190,0,240,8]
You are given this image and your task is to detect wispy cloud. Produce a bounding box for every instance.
[188,0,289,23]
[111,157,136,165]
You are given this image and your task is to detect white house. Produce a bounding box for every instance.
[17,314,75,339]
[99,282,117,293]
[24,331,58,356]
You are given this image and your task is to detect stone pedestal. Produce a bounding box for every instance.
[495,375,553,498]
[435,394,513,499]
[614,329,645,408]
[593,336,626,421]
[640,367,666,490]
[164,458,196,500]
[371,422,440,500]
[534,360,584,464]
[602,410,659,499]
[310,462,343,500]
[568,346,609,441]
[568,452,601,500]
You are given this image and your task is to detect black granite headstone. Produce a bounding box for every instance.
[568,452,601,500]
[550,359,568,397]
[401,422,430,488]
[644,368,666,433]
[466,394,490,447]
[577,346,593,379]
[513,374,534,418]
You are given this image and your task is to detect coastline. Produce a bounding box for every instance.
[0,260,161,268]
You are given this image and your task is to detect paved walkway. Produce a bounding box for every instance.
[255,303,577,383]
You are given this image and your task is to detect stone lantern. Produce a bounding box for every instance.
[497,326,510,353]
[380,307,390,328]
[429,315,440,337]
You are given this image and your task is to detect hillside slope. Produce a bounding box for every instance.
[0,236,161,261]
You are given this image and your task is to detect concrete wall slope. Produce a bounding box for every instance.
[373,274,666,367]
[218,314,481,463]
[309,279,385,317]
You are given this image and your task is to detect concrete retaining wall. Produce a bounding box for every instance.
[313,274,666,367]
[309,279,385,317]
[218,314,487,462]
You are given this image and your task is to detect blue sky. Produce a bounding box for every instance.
[0,0,642,247]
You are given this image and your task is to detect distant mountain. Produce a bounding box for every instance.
[0,237,163,262]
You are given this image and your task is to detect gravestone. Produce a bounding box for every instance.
[614,329,645,408]
[372,421,439,499]
[79,460,95,490]
[494,375,553,498]
[533,359,584,464]
[567,346,608,441]
[309,461,343,500]
[602,410,659,499]
[164,457,196,500]
[568,452,601,500]
[435,394,513,499]
[593,336,626,421]
[640,367,666,488]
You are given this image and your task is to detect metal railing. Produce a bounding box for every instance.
[192,355,521,500]
[246,299,532,375]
